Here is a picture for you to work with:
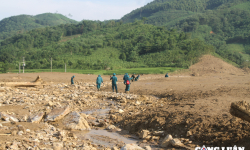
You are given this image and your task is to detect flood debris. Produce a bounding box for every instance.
[45,105,70,122]
[63,111,91,130]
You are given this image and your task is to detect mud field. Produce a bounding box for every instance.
[0,55,250,150]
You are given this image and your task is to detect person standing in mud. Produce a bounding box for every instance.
[110,73,118,93]
[165,73,169,77]
[123,73,129,84]
[123,73,132,93]
[96,75,103,91]
[71,75,75,85]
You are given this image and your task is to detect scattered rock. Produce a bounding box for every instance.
[47,101,54,106]
[151,136,160,140]
[135,101,141,105]
[9,141,19,150]
[120,97,127,103]
[63,111,91,130]
[11,130,17,136]
[118,109,124,113]
[139,130,150,139]
[161,134,173,148]
[187,131,192,137]
[152,131,164,136]
[170,138,183,147]
[19,115,28,122]
[53,142,63,150]
[0,112,19,122]
[28,112,45,123]
[144,146,152,150]
[120,144,144,150]
[106,125,116,130]
[112,147,119,150]
[45,105,70,122]
[68,132,77,139]
[17,125,26,133]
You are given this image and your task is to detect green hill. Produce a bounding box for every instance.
[0,20,214,71]
[0,13,78,40]
[121,0,250,66]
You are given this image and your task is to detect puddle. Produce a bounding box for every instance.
[76,129,138,147]
[81,108,110,116]
[81,108,111,119]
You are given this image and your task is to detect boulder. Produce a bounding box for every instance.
[161,134,173,148]
[106,125,116,130]
[139,130,150,139]
[120,144,144,150]
[170,138,183,147]
[45,105,70,122]
[63,111,91,130]
[28,112,44,123]
[0,112,19,122]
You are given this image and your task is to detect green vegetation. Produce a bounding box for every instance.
[10,67,181,75]
[1,0,250,73]
[0,19,214,73]
[121,0,250,67]
[0,13,77,40]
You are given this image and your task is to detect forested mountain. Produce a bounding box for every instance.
[121,0,250,65]
[0,20,214,71]
[0,13,77,41]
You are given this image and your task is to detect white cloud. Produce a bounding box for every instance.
[0,0,154,21]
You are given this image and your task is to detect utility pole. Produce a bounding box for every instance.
[22,57,25,73]
[51,57,52,72]
[19,62,20,73]
[65,63,66,73]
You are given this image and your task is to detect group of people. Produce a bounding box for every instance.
[97,73,140,93]
[71,72,168,93]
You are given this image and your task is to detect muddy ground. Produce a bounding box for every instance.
[0,55,250,150]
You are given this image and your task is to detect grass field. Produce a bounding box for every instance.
[10,67,182,75]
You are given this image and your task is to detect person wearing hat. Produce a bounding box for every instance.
[96,75,103,91]
[165,73,169,77]
[123,73,133,93]
[110,73,118,93]
[123,73,129,84]
[71,75,75,85]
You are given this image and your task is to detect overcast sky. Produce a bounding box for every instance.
[0,0,154,21]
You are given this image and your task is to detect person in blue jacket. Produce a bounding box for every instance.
[71,75,75,85]
[123,73,132,93]
[165,73,169,77]
[123,73,129,84]
[96,75,103,91]
[135,75,140,81]
[110,73,118,93]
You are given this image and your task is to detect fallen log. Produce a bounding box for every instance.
[230,101,250,123]
[0,134,11,136]
[0,76,46,87]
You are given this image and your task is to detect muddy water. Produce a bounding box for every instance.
[78,107,140,147]
[81,108,110,116]
[74,129,139,148]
